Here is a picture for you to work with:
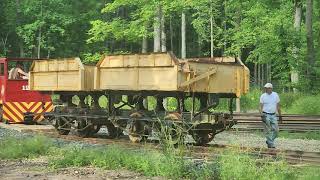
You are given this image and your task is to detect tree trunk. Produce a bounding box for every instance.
[169,16,173,52]
[262,64,265,85]
[153,6,161,52]
[223,0,227,54]
[181,12,186,59]
[37,0,43,59]
[198,35,201,57]
[16,0,24,57]
[258,63,261,87]
[254,63,257,85]
[142,36,148,53]
[160,9,166,52]
[37,28,42,58]
[19,42,24,58]
[291,0,302,92]
[267,63,271,82]
[1,33,8,56]
[294,0,302,32]
[306,0,315,72]
[210,13,214,58]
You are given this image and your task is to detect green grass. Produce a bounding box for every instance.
[0,135,54,159]
[49,146,320,179]
[218,151,320,180]
[219,151,296,180]
[49,146,193,178]
[286,95,320,115]
[1,135,320,179]
[279,131,320,140]
[250,130,320,140]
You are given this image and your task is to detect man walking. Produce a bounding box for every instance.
[259,83,282,148]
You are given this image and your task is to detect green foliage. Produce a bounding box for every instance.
[233,89,320,114]
[50,145,320,179]
[0,135,53,159]
[252,130,320,141]
[1,135,319,179]
[1,0,320,90]
[88,0,156,44]
[218,151,298,180]
[16,0,75,54]
[50,146,190,178]
[279,92,303,110]
[81,52,103,64]
[240,88,262,112]
[279,131,320,140]
[287,95,320,115]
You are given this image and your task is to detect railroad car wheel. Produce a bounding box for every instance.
[128,112,148,143]
[54,117,71,135]
[191,124,215,146]
[91,125,101,134]
[106,123,123,138]
[128,120,148,143]
[75,119,93,138]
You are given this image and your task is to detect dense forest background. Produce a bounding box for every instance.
[0,0,319,92]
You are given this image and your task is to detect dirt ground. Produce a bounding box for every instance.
[0,158,163,180]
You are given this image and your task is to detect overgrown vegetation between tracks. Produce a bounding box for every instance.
[1,135,319,179]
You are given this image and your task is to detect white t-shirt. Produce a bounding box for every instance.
[260,92,280,114]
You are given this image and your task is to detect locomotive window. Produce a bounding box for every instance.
[0,63,4,75]
[8,61,32,73]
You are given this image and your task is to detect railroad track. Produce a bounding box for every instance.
[233,113,320,132]
[2,122,319,166]
[32,128,320,166]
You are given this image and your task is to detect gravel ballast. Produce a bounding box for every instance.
[213,131,320,152]
[1,124,319,152]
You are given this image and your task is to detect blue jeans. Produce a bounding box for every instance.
[262,114,279,147]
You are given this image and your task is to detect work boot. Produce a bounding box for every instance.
[266,141,275,149]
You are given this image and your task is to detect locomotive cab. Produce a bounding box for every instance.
[0,58,52,124]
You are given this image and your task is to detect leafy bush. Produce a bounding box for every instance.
[279,93,303,110]
[81,52,103,64]
[240,88,262,112]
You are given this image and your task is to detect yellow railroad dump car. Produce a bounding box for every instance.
[95,52,249,97]
[29,58,95,91]
[29,52,250,146]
